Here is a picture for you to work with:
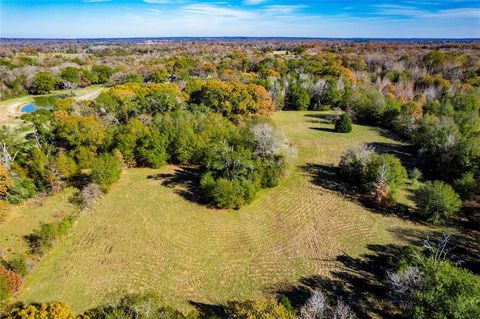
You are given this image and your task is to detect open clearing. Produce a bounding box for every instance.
[15,111,426,313]
[0,85,106,125]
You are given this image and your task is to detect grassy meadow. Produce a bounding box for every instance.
[8,111,427,313]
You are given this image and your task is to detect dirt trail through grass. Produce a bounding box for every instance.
[17,111,425,313]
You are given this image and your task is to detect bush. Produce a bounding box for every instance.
[2,301,76,319]
[227,300,295,319]
[410,168,422,184]
[27,216,76,255]
[79,183,103,209]
[2,253,29,277]
[454,172,478,200]
[0,275,10,306]
[364,154,408,199]
[338,144,375,183]
[211,178,256,209]
[6,178,36,204]
[335,113,353,133]
[414,181,462,223]
[90,153,122,189]
[0,164,13,197]
[0,266,23,294]
[255,156,286,188]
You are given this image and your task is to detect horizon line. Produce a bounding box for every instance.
[2,36,480,41]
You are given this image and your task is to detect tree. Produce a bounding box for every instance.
[0,126,22,170]
[252,123,285,158]
[414,181,462,223]
[60,67,82,85]
[453,172,478,200]
[2,301,76,319]
[335,113,353,133]
[90,153,122,189]
[30,72,58,94]
[91,65,114,84]
[289,85,310,110]
[0,164,13,197]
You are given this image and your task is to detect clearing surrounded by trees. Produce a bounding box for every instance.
[14,111,426,313]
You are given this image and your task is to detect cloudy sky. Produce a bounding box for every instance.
[1,0,479,38]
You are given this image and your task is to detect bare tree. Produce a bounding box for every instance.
[387,266,425,305]
[252,123,285,158]
[300,290,327,319]
[0,126,21,170]
[332,299,356,319]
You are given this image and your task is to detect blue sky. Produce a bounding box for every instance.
[1,0,479,38]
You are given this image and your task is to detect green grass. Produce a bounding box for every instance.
[14,111,426,313]
[0,188,77,259]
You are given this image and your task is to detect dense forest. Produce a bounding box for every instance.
[0,39,479,319]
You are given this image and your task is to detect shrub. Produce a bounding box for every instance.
[3,301,76,319]
[364,154,408,199]
[90,153,122,189]
[338,144,375,183]
[335,113,353,133]
[79,183,103,209]
[410,168,422,184]
[227,300,295,319]
[6,178,36,204]
[0,164,13,197]
[0,275,10,306]
[27,216,76,255]
[414,181,462,223]
[3,254,29,277]
[0,266,23,294]
[255,156,286,188]
[454,172,478,200]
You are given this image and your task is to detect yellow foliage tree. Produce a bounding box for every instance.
[3,301,78,319]
[0,164,13,197]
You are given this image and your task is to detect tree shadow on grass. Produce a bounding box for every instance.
[304,113,336,124]
[309,127,337,133]
[271,242,410,319]
[366,142,417,170]
[391,213,480,275]
[147,166,208,206]
[300,163,418,222]
[189,301,227,318]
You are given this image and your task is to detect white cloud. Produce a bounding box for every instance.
[262,5,306,15]
[143,0,179,4]
[179,4,254,19]
[243,0,267,5]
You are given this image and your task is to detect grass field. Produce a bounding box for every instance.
[14,111,427,313]
[0,189,77,259]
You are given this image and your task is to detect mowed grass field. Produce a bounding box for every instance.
[16,111,426,313]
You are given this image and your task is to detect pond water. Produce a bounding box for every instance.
[20,94,67,113]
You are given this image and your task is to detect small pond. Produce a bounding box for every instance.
[21,94,67,113]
